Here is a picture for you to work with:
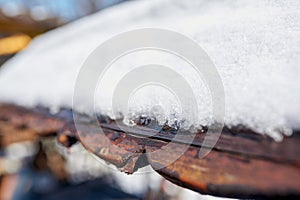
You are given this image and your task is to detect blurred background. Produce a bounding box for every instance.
[0,1,222,200]
[0,0,126,65]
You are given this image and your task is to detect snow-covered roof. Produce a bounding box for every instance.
[0,0,299,141]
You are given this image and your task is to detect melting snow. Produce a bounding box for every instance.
[0,0,299,141]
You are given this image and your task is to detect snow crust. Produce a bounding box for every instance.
[0,0,299,141]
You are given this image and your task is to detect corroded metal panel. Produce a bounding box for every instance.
[0,103,299,198]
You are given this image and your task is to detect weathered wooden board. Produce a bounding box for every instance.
[0,103,299,198]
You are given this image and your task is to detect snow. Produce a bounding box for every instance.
[0,0,300,141]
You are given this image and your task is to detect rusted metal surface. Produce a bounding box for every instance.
[0,103,300,198]
[0,104,66,147]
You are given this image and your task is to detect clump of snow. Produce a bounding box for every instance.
[0,0,299,141]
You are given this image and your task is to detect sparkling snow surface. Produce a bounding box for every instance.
[0,0,299,141]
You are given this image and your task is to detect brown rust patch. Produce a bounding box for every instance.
[1,103,300,198]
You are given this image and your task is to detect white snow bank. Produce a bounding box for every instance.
[0,0,299,141]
